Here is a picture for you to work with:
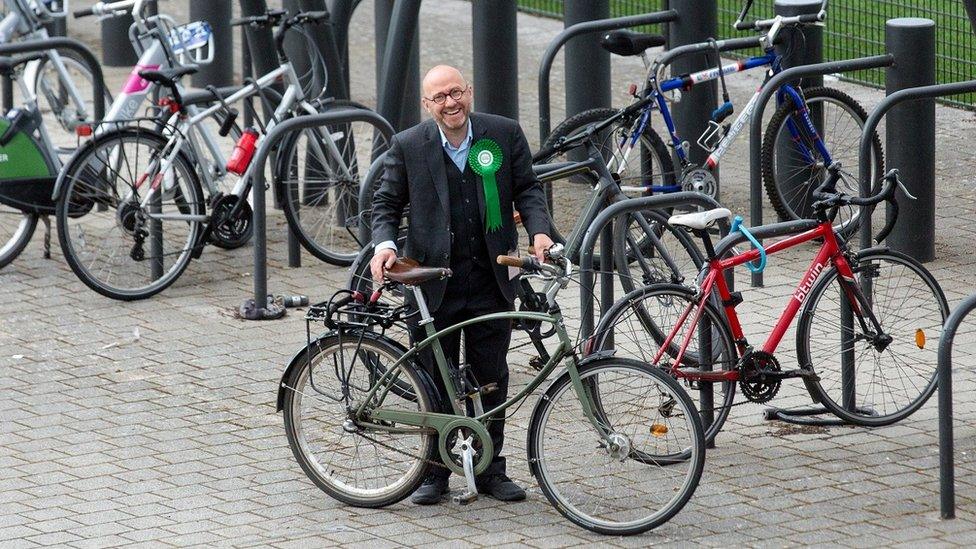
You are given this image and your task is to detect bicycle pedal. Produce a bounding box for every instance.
[529,356,544,370]
[480,383,498,396]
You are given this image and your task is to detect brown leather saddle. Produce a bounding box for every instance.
[385,257,452,285]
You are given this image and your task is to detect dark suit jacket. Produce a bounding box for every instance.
[371,112,550,312]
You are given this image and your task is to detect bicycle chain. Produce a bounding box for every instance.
[353,424,452,472]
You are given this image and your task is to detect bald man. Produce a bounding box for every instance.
[371,65,553,505]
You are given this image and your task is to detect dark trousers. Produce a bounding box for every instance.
[409,268,512,479]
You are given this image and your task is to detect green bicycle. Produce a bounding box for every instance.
[276,244,705,535]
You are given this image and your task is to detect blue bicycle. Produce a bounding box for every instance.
[538,0,882,244]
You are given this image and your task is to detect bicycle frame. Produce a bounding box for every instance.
[656,220,882,383]
[345,286,611,476]
[615,42,833,193]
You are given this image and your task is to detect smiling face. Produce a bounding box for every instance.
[422,65,473,133]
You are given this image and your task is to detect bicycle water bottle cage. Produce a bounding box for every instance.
[697,121,727,153]
[730,216,767,273]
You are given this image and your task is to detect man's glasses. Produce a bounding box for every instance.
[425,86,470,105]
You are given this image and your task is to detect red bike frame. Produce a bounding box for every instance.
[652,220,862,383]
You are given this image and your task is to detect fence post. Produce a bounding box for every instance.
[563,0,610,119]
[472,0,519,119]
[668,0,718,197]
[190,0,234,88]
[375,0,421,131]
[773,0,824,219]
[885,18,936,262]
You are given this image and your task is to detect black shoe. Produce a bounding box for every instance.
[476,473,526,502]
[411,475,450,505]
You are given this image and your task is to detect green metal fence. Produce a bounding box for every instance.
[518,1,976,109]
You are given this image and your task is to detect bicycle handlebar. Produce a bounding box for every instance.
[733,0,827,31]
[74,0,155,19]
[812,166,905,243]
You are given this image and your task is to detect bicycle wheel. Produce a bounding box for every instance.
[281,331,439,508]
[31,49,112,154]
[762,86,884,238]
[56,127,204,300]
[527,357,704,535]
[590,284,737,448]
[278,101,389,266]
[797,249,948,426]
[0,207,37,269]
[540,107,675,242]
[613,208,703,291]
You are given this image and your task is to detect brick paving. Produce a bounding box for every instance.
[3,0,976,547]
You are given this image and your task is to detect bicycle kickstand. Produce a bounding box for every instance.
[453,435,479,505]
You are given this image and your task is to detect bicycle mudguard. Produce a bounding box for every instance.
[0,113,59,214]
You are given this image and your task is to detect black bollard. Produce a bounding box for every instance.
[327,0,355,93]
[563,0,610,119]
[885,18,936,262]
[100,12,137,67]
[668,0,719,197]
[375,0,421,131]
[190,1,234,88]
[773,0,824,219]
[472,0,518,119]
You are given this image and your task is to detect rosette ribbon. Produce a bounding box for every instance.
[468,138,503,233]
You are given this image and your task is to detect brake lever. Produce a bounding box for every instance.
[894,176,917,200]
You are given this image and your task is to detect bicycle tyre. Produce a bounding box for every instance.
[281,331,439,508]
[590,283,737,448]
[277,100,387,266]
[0,210,37,269]
[762,86,884,239]
[797,248,948,426]
[527,357,704,535]
[613,208,704,291]
[56,127,204,300]
[540,107,675,243]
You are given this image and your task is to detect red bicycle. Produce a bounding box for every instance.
[591,167,948,446]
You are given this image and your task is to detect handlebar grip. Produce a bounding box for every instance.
[734,21,753,30]
[497,255,539,270]
[74,7,95,18]
[875,198,898,243]
[798,13,822,23]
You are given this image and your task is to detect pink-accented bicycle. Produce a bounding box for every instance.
[590,166,949,446]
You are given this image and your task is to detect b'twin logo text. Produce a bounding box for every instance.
[794,262,825,303]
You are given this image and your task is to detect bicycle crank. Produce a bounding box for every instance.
[680,167,718,198]
[453,435,479,505]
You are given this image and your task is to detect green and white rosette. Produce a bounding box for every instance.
[468,138,503,233]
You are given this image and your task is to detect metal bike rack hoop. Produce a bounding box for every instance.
[0,38,106,121]
[856,79,976,249]
[936,293,976,520]
[537,10,677,144]
[747,54,893,288]
[578,191,727,338]
[242,107,395,320]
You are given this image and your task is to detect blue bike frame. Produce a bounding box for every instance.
[626,46,832,194]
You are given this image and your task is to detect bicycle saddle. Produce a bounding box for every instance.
[600,30,667,57]
[385,257,452,285]
[138,65,199,89]
[669,208,731,231]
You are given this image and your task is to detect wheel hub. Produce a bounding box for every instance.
[605,432,632,462]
